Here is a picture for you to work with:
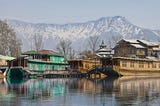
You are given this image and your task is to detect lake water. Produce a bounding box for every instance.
[0,76,160,106]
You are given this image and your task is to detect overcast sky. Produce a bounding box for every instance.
[0,0,160,29]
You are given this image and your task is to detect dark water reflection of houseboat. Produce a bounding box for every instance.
[0,77,159,106]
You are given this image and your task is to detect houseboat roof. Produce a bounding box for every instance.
[130,44,146,49]
[68,59,99,62]
[153,47,160,51]
[121,39,139,44]
[146,56,160,61]
[137,40,159,47]
[113,56,160,61]
[118,39,159,46]
[0,55,15,61]
[97,48,111,52]
[38,50,59,54]
[22,50,63,56]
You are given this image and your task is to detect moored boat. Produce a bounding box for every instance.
[97,39,160,76]
[6,50,69,77]
[112,56,160,76]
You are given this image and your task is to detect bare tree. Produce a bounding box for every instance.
[107,35,122,48]
[88,35,100,54]
[56,39,72,58]
[33,33,44,52]
[79,50,93,59]
[68,47,75,59]
[9,38,22,57]
[0,20,22,57]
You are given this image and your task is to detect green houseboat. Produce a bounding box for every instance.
[7,50,69,77]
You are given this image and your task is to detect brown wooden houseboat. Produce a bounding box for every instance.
[95,39,160,76]
[111,39,160,76]
[68,59,100,73]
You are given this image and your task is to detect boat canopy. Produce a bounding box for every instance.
[0,55,15,61]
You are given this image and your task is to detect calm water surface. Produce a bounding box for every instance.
[0,76,160,106]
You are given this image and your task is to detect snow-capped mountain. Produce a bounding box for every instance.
[6,16,160,51]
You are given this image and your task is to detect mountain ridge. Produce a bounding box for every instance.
[5,16,160,51]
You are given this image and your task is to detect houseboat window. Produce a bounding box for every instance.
[47,65,50,70]
[50,65,52,70]
[152,63,156,68]
[148,63,150,68]
[58,65,61,70]
[62,66,65,70]
[32,64,35,70]
[139,62,144,68]
[113,60,118,65]
[46,65,48,70]
[122,61,127,67]
[54,65,58,71]
[140,50,144,54]
[42,65,46,70]
[35,64,38,70]
[130,62,134,68]
[92,64,96,68]
[29,64,32,70]
[137,49,145,55]
[52,66,54,70]
[131,50,134,54]
[61,58,64,62]
[79,62,83,67]
[52,57,55,62]
[49,65,51,70]
[73,62,78,69]
[85,64,89,69]
[54,57,57,63]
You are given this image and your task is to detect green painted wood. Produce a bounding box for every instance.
[26,54,69,72]
[21,51,70,75]
[7,68,24,78]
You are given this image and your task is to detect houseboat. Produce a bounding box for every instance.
[68,59,100,73]
[7,50,69,77]
[99,39,160,76]
[112,56,160,76]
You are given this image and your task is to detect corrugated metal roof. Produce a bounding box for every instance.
[138,40,159,46]
[23,50,59,55]
[153,47,160,51]
[97,48,111,52]
[0,55,15,61]
[38,50,59,55]
[146,56,160,61]
[130,44,146,49]
[123,39,139,44]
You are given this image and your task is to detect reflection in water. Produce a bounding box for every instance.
[115,76,160,106]
[0,76,159,106]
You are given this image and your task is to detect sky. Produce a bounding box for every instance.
[0,0,160,29]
